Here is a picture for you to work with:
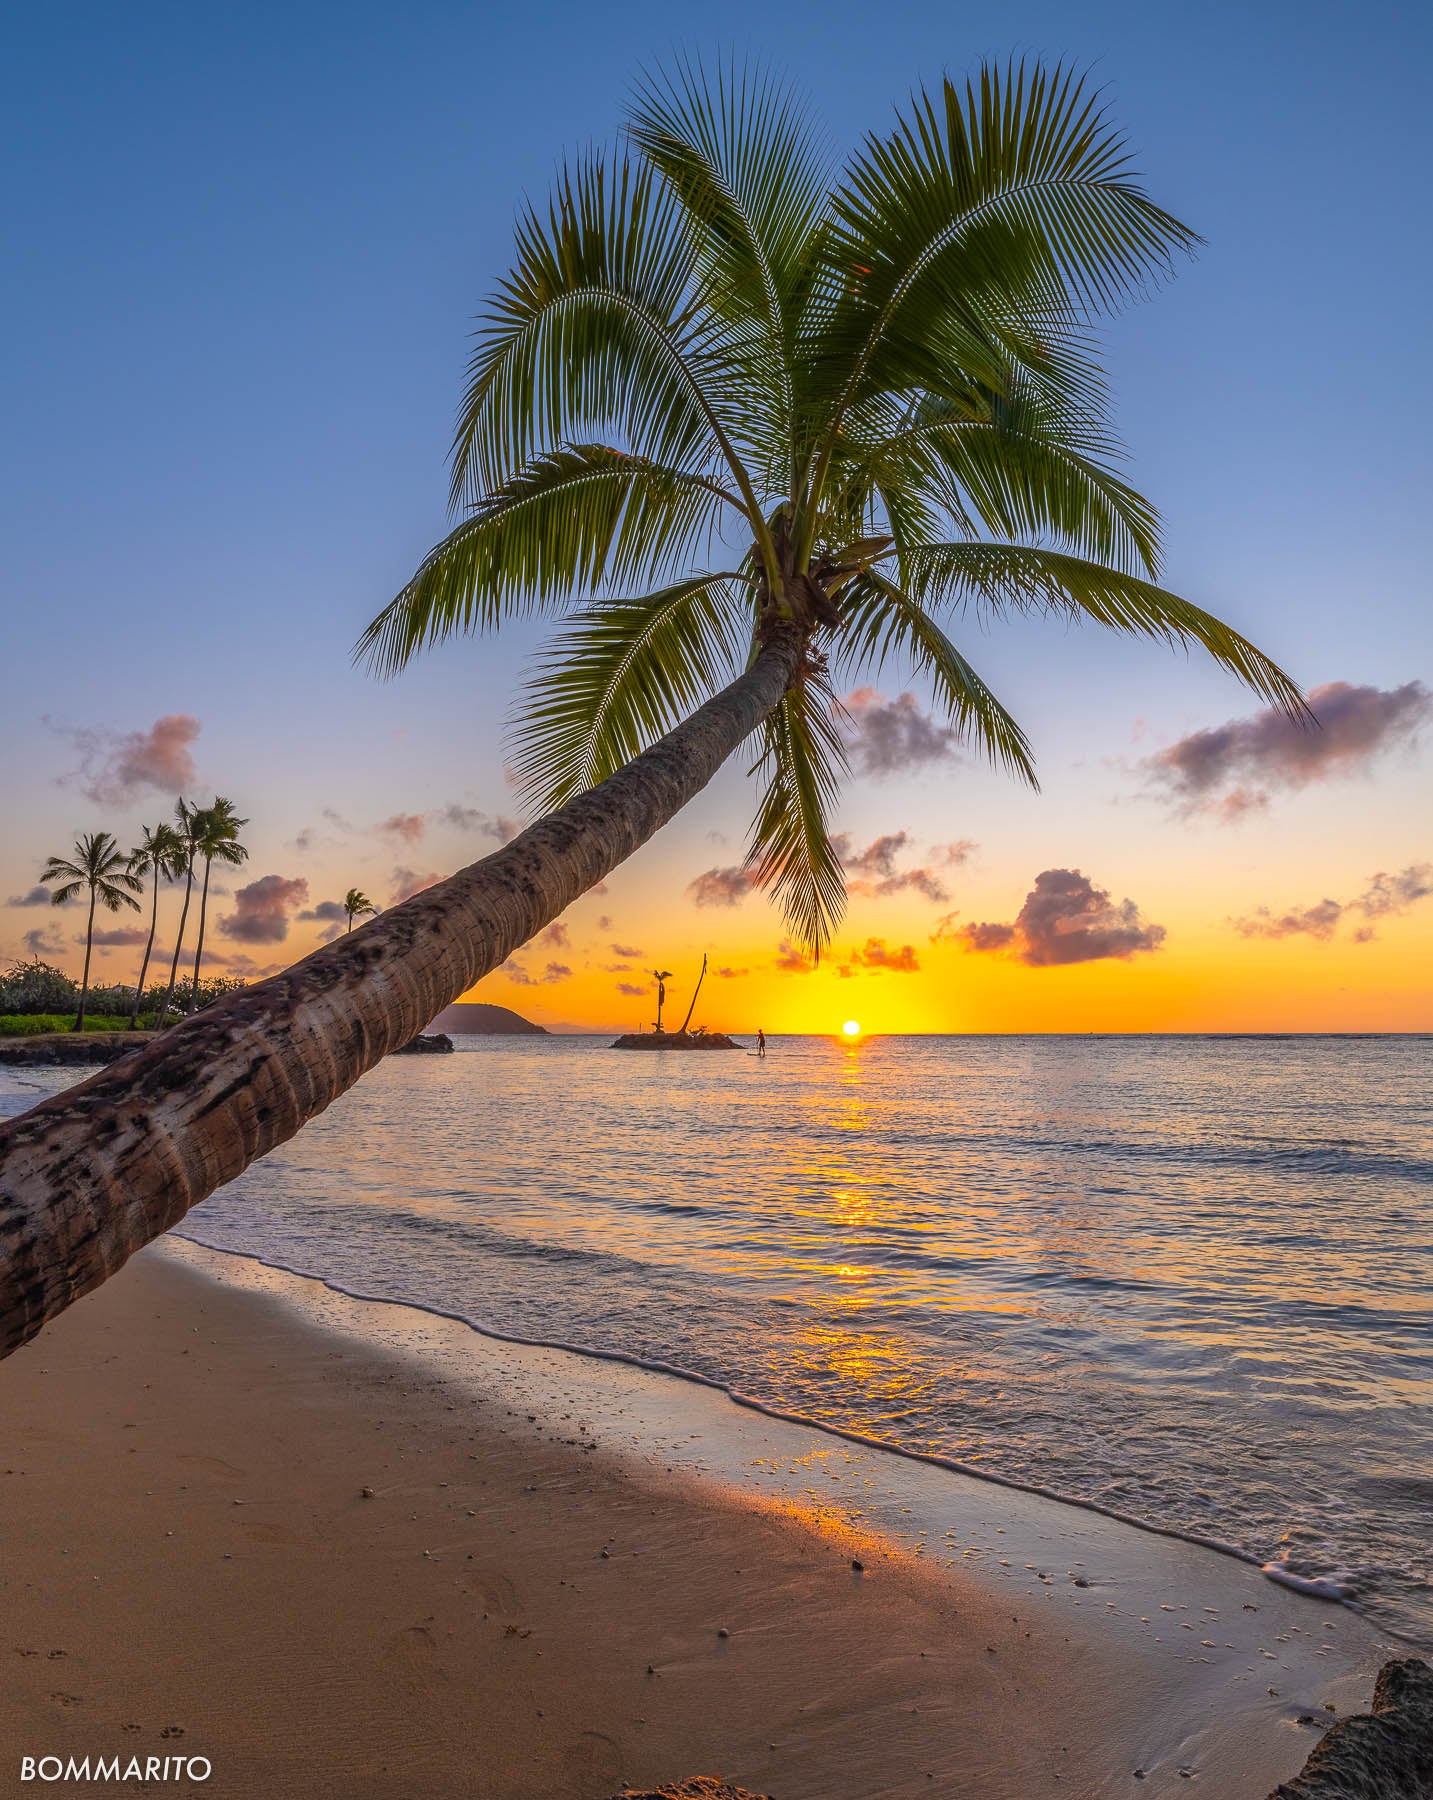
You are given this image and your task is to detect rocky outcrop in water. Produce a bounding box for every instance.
[1268,1658,1433,1798]
[610,1031,739,1050]
[392,1033,454,1055]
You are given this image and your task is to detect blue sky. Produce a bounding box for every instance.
[3,0,1430,1028]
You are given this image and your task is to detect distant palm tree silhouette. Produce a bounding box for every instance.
[40,832,142,1030]
[126,820,187,1028]
[344,888,378,931]
[186,798,250,1015]
[155,798,198,1028]
[651,969,673,1032]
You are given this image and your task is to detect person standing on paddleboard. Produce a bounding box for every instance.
[757,1028,766,1058]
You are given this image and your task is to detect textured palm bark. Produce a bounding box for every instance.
[0,632,804,1359]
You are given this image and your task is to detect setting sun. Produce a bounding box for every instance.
[842,1020,861,1037]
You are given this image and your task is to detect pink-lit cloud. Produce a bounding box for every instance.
[842,937,920,973]
[218,874,310,945]
[1143,680,1431,820]
[390,867,443,905]
[774,938,814,973]
[688,866,755,907]
[958,869,1166,967]
[832,831,950,903]
[840,688,961,778]
[1232,863,1433,944]
[55,713,201,808]
[5,886,51,908]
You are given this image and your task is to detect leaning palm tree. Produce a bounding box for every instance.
[126,820,187,1028]
[154,797,199,1028]
[344,888,378,931]
[0,58,1305,1358]
[39,832,143,1030]
[186,798,249,1015]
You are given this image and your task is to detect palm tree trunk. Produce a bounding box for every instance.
[74,890,96,1033]
[128,862,161,1030]
[187,860,212,1016]
[0,632,804,1358]
[678,954,708,1034]
[156,860,195,1028]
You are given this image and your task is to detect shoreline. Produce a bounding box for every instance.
[0,1239,1396,1798]
[169,1230,1357,1610]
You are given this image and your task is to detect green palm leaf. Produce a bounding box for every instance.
[358,447,735,675]
[837,570,1037,783]
[745,670,850,956]
[511,574,753,808]
[895,542,1307,716]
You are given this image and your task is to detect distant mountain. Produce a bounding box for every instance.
[427,1001,548,1036]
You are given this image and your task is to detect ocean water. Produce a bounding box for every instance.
[4,1033,1430,1642]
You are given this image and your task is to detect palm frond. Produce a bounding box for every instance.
[510,574,753,809]
[896,542,1307,716]
[845,381,1163,575]
[837,571,1038,783]
[451,151,771,522]
[802,60,1201,498]
[745,669,850,956]
[357,447,733,675]
[628,55,831,480]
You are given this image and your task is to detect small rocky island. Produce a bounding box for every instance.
[426,1001,548,1035]
[611,955,738,1049]
[611,1029,739,1051]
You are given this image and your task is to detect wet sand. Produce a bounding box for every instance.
[0,1242,1394,1798]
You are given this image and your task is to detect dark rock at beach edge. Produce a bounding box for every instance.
[0,1031,153,1068]
[610,1031,741,1050]
[1268,1657,1432,1798]
[393,1033,454,1055]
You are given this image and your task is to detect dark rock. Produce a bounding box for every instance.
[1268,1658,1433,1798]
[392,1033,454,1055]
[609,1784,771,1800]
[610,1031,740,1051]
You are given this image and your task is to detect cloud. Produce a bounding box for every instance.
[297,899,348,924]
[1143,680,1432,819]
[616,981,649,996]
[53,713,201,808]
[218,953,284,980]
[958,869,1167,966]
[688,866,755,908]
[1232,899,1344,942]
[321,807,354,834]
[23,926,66,957]
[1355,864,1433,919]
[832,831,950,903]
[390,867,442,905]
[88,926,149,948]
[844,937,920,973]
[934,839,979,867]
[1231,862,1433,945]
[597,915,613,932]
[377,812,427,845]
[774,938,814,973]
[218,874,310,945]
[5,886,51,908]
[442,805,524,843]
[537,922,569,948]
[502,959,572,986]
[841,688,960,778]
[929,911,963,943]
[713,965,748,979]
[610,942,644,958]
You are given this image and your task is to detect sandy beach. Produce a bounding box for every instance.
[0,1238,1398,1799]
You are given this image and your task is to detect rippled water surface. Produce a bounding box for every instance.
[6,1033,1430,1640]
